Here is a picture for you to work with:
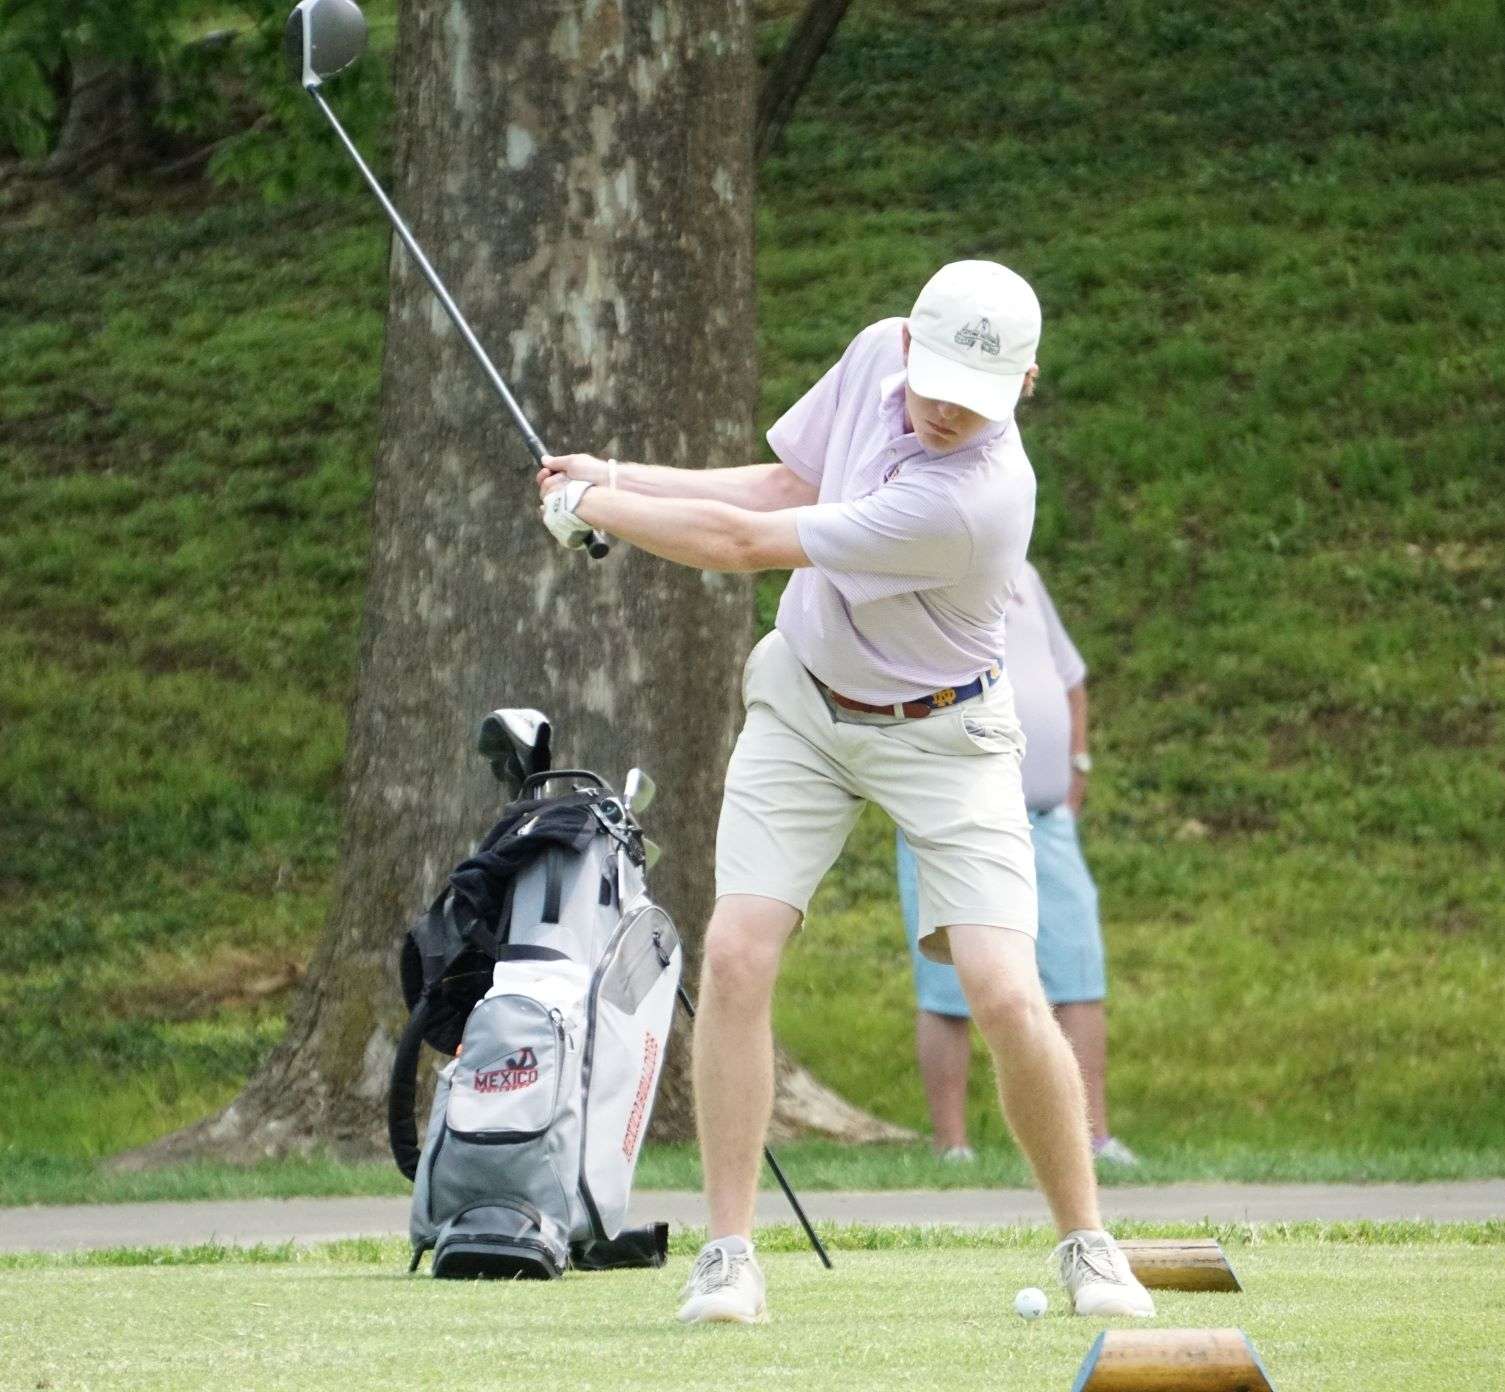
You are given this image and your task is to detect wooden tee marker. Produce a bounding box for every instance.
[1071,1329,1276,1392]
[1117,1239,1243,1292]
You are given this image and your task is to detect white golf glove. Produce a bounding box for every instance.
[541,479,597,550]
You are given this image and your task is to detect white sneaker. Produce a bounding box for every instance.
[1093,1137,1142,1168]
[937,1145,977,1164]
[677,1238,767,1324]
[1053,1229,1156,1318]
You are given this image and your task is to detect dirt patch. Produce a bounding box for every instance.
[138,642,251,682]
[1429,904,1484,938]
[116,947,306,1022]
[1267,700,1498,766]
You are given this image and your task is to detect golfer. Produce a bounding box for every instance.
[536,260,1154,1325]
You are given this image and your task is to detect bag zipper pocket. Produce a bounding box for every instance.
[597,907,678,1015]
[447,999,568,1140]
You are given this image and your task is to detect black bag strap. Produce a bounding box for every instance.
[388,995,432,1181]
[495,944,570,963]
[541,846,566,924]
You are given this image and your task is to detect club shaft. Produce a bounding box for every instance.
[310,88,545,458]
[760,1140,834,1270]
[674,984,833,1269]
[307,86,608,558]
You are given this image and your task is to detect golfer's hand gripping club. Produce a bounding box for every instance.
[526,440,610,559]
[542,479,601,551]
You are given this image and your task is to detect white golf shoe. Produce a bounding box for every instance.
[677,1237,767,1325]
[1053,1229,1156,1318]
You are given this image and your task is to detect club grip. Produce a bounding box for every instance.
[585,530,611,560]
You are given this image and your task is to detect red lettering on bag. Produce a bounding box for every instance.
[473,1047,539,1093]
[621,1032,660,1158]
[475,1066,539,1093]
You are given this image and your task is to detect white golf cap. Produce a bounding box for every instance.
[906,260,1041,421]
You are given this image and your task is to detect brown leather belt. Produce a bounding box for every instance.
[815,660,1002,721]
[827,690,937,719]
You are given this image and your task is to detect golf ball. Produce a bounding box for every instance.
[1014,1286,1048,1320]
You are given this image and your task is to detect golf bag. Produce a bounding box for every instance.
[388,769,683,1279]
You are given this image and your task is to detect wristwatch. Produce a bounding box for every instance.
[1070,751,1093,775]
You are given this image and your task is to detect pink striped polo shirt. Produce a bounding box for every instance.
[770,318,1036,704]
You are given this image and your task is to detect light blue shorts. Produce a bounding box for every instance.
[897,806,1106,1013]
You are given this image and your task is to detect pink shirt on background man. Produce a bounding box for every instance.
[769,318,1037,704]
[1005,562,1088,810]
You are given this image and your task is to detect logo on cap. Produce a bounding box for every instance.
[953,318,1001,358]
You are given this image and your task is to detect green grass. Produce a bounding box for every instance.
[3,1226,1502,1392]
[3,0,1504,1176]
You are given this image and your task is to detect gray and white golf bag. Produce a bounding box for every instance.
[388,753,683,1280]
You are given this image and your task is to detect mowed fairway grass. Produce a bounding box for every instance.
[4,1227,1501,1392]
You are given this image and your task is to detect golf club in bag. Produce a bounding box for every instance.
[389,710,830,1277]
[283,0,609,560]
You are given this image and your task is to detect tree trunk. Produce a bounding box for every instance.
[45,49,140,176]
[755,0,850,161]
[122,0,906,1169]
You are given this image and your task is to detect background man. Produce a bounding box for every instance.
[897,561,1139,1167]
[536,260,1153,1326]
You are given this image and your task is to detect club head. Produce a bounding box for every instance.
[477,708,552,793]
[283,0,368,90]
[623,767,656,816]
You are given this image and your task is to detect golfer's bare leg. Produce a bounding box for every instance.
[694,893,801,1239]
[1053,1000,1110,1145]
[915,1009,972,1151]
[947,922,1100,1234]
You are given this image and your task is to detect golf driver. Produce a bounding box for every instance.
[283,0,609,560]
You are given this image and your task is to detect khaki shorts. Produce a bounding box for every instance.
[715,631,1037,962]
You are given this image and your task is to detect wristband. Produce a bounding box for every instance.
[563,478,596,516]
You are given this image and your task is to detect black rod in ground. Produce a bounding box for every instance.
[674,984,833,1269]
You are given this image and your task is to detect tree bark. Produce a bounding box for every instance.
[755,0,850,161]
[122,0,906,1169]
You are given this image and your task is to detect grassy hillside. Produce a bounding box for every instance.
[3,0,1503,1178]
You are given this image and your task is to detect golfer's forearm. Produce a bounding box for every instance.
[575,490,803,572]
[615,462,813,511]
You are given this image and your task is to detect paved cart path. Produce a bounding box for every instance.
[2,1181,1501,1254]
